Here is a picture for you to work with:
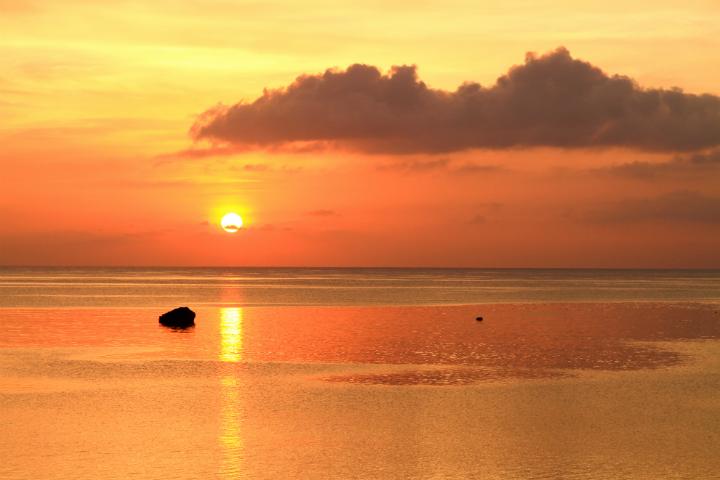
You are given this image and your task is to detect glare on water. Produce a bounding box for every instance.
[2,269,720,479]
[220,307,243,363]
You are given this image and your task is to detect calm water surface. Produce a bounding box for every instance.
[2,268,720,479]
[2,267,720,306]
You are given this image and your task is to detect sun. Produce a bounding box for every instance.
[221,212,243,233]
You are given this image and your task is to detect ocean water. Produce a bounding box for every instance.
[2,267,720,307]
[2,268,720,479]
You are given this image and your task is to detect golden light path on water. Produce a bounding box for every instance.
[219,307,244,478]
[220,307,244,363]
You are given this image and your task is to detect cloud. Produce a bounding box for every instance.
[192,47,720,154]
[584,190,720,224]
[307,209,338,217]
[377,157,502,174]
[453,163,504,174]
[377,158,451,172]
[601,149,720,179]
[156,142,327,163]
[155,146,248,161]
[235,163,270,172]
[469,214,486,225]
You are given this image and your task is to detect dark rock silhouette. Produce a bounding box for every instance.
[476,316,483,321]
[159,307,196,328]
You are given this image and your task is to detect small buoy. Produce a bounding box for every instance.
[476,316,483,321]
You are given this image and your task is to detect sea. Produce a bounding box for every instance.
[2,267,720,479]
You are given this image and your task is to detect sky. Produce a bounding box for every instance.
[1,0,720,267]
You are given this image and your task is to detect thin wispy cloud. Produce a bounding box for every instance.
[600,149,720,179]
[582,190,720,224]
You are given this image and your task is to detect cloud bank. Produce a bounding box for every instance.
[192,47,720,154]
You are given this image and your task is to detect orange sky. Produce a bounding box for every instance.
[1,0,720,267]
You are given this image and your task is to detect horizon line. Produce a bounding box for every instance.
[1,265,720,271]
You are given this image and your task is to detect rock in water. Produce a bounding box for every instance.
[159,307,196,328]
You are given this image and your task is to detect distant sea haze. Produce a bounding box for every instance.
[1,267,719,308]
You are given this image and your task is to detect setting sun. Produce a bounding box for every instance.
[3,2,720,479]
[221,213,243,233]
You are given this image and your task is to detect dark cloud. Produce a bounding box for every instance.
[584,191,720,224]
[601,149,720,179]
[192,48,720,154]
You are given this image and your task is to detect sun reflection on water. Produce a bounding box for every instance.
[220,307,243,363]
[219,307,244,478]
